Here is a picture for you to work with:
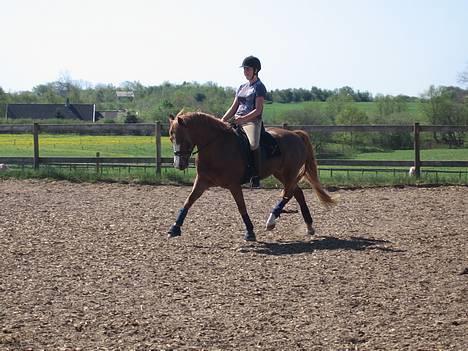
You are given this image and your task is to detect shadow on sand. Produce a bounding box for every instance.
[241,236,405,256]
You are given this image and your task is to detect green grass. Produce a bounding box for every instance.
[2,165,466,187]
[4,134,466,161]
[1,133,466,186]
[263,101,425,122]
[354,148,468,161]
[0,134,173,157]
[0,165,196,186]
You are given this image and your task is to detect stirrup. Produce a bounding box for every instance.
[250,176,261,188]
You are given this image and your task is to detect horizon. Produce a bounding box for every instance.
[1,0,467,96]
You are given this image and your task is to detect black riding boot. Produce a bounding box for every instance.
[250,148,261,188]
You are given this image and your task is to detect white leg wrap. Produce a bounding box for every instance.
[266,213,277,231]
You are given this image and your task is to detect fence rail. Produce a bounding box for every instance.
[2,123,467,134]
[1,122,467,177]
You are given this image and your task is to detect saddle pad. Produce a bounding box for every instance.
[234,123,281,160]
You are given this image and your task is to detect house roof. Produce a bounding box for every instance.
[6,103,95,121]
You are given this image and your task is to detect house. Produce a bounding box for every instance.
[116,91,134,100]
[5,101,97,121]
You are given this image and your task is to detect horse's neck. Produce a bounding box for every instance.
[189,120,225,146]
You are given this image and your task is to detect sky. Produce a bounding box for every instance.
[1,0,467,96]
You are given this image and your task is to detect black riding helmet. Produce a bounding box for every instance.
[240,56,261,74]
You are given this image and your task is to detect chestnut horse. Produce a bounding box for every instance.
[167,111,336,241]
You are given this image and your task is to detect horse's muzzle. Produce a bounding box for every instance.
[174,156,189,170]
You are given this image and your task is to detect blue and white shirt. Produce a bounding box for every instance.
[235,79,267,120]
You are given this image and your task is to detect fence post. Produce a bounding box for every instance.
[413,122,421,178]
[33,123,40,170]
[96,152,100,174]
[155,121,162,175]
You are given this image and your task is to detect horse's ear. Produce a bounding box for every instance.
[177,116,186,127]
[176,108,185,117]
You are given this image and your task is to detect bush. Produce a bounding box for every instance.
[124,111,139,123]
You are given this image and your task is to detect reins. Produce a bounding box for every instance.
[191,123,238,156]
[173,116,236,158]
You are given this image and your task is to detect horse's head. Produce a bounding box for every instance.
[168,113,194,170]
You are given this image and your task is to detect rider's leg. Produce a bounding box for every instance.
[242,120,262,188]
[251,147,261,188]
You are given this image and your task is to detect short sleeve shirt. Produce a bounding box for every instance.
[235,79,267,119]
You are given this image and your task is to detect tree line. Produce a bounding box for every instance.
[0,79,418,118]
[0,77,466,149]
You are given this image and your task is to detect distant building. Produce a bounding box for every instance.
[6,102,97,122]
[116,91,135,99]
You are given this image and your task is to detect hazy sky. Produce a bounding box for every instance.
[1,0,467,96]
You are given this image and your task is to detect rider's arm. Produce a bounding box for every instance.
[221,97,239,122]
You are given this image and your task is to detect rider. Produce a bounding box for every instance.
[222,55,267,188]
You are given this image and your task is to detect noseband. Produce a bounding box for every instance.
[173,149,194,157]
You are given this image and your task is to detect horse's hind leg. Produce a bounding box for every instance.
[168,176,208,238]
[265,178,296,231]
[293,186,314,235]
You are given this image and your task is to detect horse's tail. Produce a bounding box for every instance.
[295,130,337,208]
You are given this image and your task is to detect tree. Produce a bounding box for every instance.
[336,86,356,100]
[335,106,369,151]
[326,92,354,122]
[124,110,139,123]
[0,87,8,119]
[194,92,206,103]
[458,64,468,87]
[422,85,467,147]
[355,90,373,102]
[375,94,408,118]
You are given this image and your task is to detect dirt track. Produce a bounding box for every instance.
[0,180,467,350]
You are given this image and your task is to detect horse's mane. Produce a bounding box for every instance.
[180,111,233,134]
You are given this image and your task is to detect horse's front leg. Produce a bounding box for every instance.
[168,176,208,238]
[229,185,256,241]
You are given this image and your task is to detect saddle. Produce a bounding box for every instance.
[233,122,281,184]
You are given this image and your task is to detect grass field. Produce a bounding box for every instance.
[0,134,172,157]
[2,134,467,161]
[263,101,425,123]
[1,134,466,161]
[354,148,468,161]
[1,133,466,186]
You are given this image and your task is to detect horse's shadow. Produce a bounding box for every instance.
[242,235,405,256]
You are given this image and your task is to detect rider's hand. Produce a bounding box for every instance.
[234,115,244,125]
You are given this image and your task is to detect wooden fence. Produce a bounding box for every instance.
[0,122,467,178]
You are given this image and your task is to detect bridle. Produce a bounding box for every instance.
[173,147,195,158]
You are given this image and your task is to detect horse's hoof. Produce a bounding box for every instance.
[265,213,276,231]
[244,231,256,242]
[306,225,315,236]
[168,225,181,238]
